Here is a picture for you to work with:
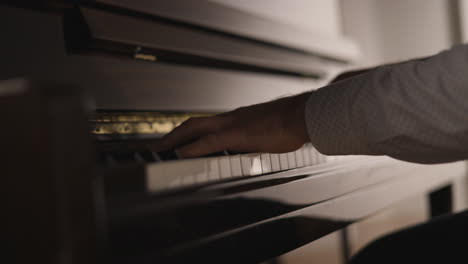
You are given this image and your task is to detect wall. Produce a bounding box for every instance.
[459,0,468,42]
[209,0,342,37]
[341,0,457,67]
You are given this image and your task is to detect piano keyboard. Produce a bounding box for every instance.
[147,144,332,191]
[94,112,349,192]
[99,142,337,192]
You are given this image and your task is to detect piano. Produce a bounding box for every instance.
[3,1,467,264]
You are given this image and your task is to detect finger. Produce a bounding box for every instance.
[177,129,249,158]
[152,116,228,151]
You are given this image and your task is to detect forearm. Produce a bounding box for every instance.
[331,56,429,84]
[305,44,468,163]
[331,68,372,83]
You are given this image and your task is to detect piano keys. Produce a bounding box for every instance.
[144,146,332,192]
[102,142,334,192]
[93,111,344,192]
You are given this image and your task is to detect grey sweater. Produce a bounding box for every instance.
[305,44,468,164]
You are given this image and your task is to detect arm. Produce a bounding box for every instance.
[306,44,468,163]
[153,92,310,157]
[330,56,429,83]
[154,45,468,163]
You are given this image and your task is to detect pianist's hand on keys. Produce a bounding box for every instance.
[153,93,311,158]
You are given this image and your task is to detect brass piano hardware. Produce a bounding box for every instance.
[91,112,211,135]
[134,53,157,62]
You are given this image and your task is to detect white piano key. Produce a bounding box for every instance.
[302,145,311,166]
[250,154,263,175]
[313,149,321,163]
[240,154,253,176]
[261,153,272,174]
[295,148,304,167]
[230,155,243,177]
[195,161,210,183]
[167,176,183,189]
[146,158,209,191]
[316,150,326,164]
[208,157,220,180]
[310,147,318,165]
[219,156,232,178]
[319,153,327,163]
[270,153,281,172]
[287,151,297,168]
[182,174,196,185]
[195,173,209,184]
[326,155,335,162]
[279,153,289,170]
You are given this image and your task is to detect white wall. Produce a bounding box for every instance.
[342,0,456,67]
[459,0,468,42]
[209,0,342,36]
[340,0,384,67]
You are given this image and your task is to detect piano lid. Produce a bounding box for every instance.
[64,7,328,78]
[87,0,360,62]
[63,2,358,79]
[2,1,358,111]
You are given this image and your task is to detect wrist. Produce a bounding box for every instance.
[287,92,311,145]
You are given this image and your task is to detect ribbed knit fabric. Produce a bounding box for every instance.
[305,44,468,164]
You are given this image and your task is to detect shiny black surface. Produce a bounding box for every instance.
[0,4,321,112]
[105,176,350,264]
[88,0,355,61]
[115,216,349,264]
[64,6,325,78]
[100,153,464,264]
[2,80,103,264]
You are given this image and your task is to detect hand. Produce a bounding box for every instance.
[152,92,311,158]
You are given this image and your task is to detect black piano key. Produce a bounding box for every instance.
[112,151,140,163]
[158,150,179,161]
[203,151,229,157]
[102,153,117,166]
[202,150,246,157]
[133,152,145,163]
[151,151,161,162]
[98,143,248,166]
[138,150,160,162]
[225,150,246,155]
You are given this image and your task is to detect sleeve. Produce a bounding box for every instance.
[304,44,468,164]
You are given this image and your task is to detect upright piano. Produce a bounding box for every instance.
[2,1,467,264]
